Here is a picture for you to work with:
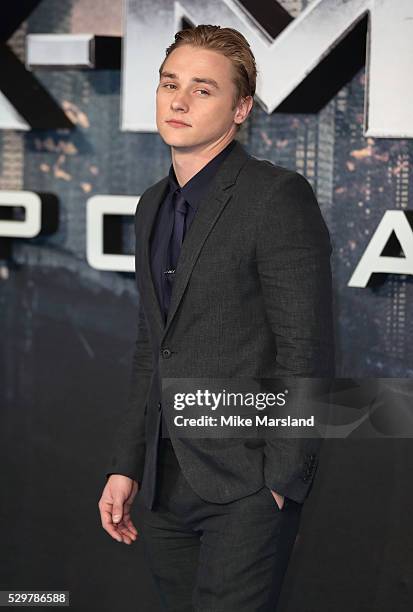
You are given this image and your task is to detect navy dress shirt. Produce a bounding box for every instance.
[150,139,236,324]
[149,139,236,438]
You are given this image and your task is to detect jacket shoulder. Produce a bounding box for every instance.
[139,176,169,203]
[135,176,169,219]
[239,155,314,201]
[244,155,309,186]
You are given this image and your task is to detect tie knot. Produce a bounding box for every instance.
[173,190,188,215]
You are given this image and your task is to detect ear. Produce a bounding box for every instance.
[234,95,254,126]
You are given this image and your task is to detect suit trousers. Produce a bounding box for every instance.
[140,438,303,612]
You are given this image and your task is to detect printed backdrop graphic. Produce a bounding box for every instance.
[0,1,412,611]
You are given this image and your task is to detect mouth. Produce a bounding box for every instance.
[166,119,191,127]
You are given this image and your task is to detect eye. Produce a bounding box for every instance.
[160,84,210,95]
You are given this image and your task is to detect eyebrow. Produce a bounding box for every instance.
[160,71,219,89]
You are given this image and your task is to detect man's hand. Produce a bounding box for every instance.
[270,489,285,510]
[98,475,139,544]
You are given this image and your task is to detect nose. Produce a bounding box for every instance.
[170,90,189,112]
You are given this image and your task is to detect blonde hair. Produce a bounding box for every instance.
[159,24,257,130]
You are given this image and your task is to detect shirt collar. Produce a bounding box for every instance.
[167,139,236,211]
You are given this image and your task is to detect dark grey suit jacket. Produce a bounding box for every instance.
[107,139,335,506]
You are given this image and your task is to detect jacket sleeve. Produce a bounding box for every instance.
[105,205,154,484]
[255,170,335,503]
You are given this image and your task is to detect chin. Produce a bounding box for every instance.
[160,130,197,148]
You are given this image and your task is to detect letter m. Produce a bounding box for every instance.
[122,0,413,138]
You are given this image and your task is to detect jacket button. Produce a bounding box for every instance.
[161,348,171,359]
[158,401,162,411]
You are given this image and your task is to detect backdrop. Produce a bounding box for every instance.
[1,1,412,611]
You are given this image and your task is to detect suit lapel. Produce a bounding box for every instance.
[140,139,250,341]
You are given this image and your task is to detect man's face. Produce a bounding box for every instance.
[156,44,245,149]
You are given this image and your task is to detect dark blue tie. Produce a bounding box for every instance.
[164,189,189,312]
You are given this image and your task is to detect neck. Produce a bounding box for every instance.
[171,132,236,187]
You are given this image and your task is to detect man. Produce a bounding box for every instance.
[98,24,335,611]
